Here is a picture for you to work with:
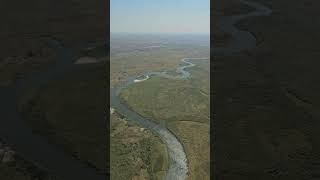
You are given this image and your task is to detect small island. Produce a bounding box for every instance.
[133,74,149,83]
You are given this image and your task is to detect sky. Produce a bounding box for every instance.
[111,0,210,34]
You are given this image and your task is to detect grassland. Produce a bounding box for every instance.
[170,121,210,180]
[119,58,210,179]
[110,34,209,86]
[110,111,168,180]
[18,61,107,171]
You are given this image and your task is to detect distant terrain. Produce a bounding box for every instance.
[111,33,209,86]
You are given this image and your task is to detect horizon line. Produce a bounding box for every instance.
[110,31,210,34]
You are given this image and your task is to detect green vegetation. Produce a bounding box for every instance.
[110,112,168,180]
[120,76,209,124]
[120,59,209,123]
[170,121,210,180]
[19,62,107,171]
[119,58,210,179]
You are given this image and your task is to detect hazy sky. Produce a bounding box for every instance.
[111,0,210,33]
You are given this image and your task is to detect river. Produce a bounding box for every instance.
[110,57,208,180]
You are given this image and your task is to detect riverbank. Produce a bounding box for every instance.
[110,111,168,180]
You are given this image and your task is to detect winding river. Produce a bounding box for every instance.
[111,57,208,180]
[111,0,272,180]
